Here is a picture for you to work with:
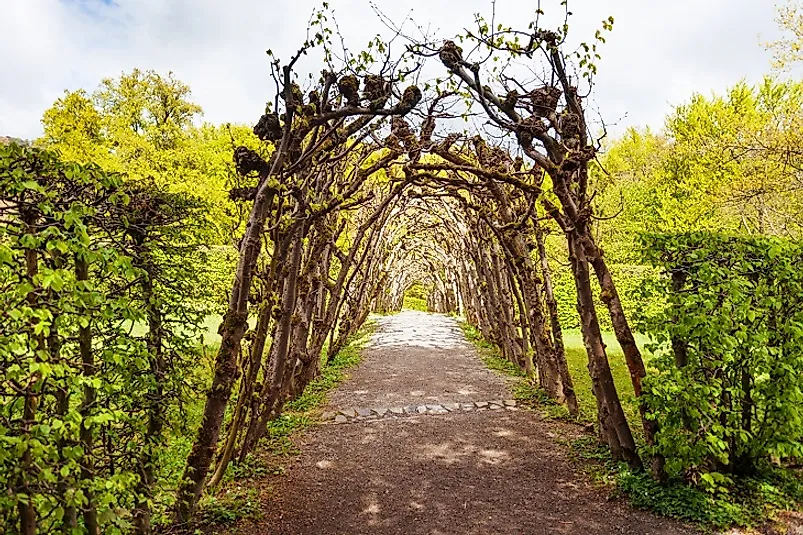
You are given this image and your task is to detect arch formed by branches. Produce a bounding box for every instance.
[171,6,653,522]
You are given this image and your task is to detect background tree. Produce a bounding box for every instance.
[40,70,257,244]
[767,0,803,69]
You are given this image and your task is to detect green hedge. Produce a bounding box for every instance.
[639,232,803,479]
[551,262,660,331]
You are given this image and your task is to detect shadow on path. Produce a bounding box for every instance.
[244,311,694,535]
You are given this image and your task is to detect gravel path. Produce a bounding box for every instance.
[243,311,695,535]
[327,312,509,408]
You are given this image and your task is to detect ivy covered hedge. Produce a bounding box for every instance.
[638,232,803,480]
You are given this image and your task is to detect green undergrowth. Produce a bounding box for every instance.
[581,444,803,532]
[459,319,803,532]
[196,321,376,528]
[612,464,803,530]
[460,322,524,378]
[199,488,262,527]
[402,295,428,311]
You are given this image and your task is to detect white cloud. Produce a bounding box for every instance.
[0,0,783,140]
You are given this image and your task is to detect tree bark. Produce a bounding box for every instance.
[569,233,642,470]
[133,261,165,535]
[582,235,659,469]
[535,225,578,416]
[238,232,304,459]
[173,186,276,523]
[208,302,272,488]
[76,253,100,535]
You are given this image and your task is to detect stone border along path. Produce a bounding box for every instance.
[241,310,694,535]
[322,399,518,424]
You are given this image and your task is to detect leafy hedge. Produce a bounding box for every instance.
[0,143,211,532]
[638,232,803,480]
[551,262,660,331]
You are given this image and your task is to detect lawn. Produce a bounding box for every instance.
[561,329,650,426]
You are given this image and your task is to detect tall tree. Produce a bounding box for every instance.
[40,70,258,243]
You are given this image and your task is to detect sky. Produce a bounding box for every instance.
[0,0,786,141]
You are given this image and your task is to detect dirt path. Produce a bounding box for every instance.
[246,311,695,535]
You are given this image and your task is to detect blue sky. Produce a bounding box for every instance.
[0,0,788,140]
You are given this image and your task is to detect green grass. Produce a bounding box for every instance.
[128,314,256,345]
[460,321,641,426]
[562,330,641,426]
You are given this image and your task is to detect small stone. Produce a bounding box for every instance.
[461,403,475,411]
[373,408,389,417]
[503,400,517,407]
[505,406,519,411]
[334,415,348,424]
[410,390,425,396]
[316,460,334,469]
[444,403,461,411]
[356,408,373,417]
[476,401,489,408]
[321,411,336,421]
[490,400,504,407]
[390,407,404,415]
[489,404,502,410]
[426,404,443,411]
[416,405,428,414]
[404,405,418,414]
[432,408,448,414]
[339,408,357,418]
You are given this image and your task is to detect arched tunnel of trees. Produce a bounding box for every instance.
[3,3,803,533]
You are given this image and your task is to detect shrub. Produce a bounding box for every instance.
[0,143,210,531]
[639,232,803,478]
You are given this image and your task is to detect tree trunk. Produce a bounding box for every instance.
[239,232,304,459]
[208,302,272,488]
[583,235,658,469]
[173,309,248,522]
[535,225,578,416]
[173,186,276,523]
[133,263,165,535]
[76,253,100,535]
[569,233,642,470]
